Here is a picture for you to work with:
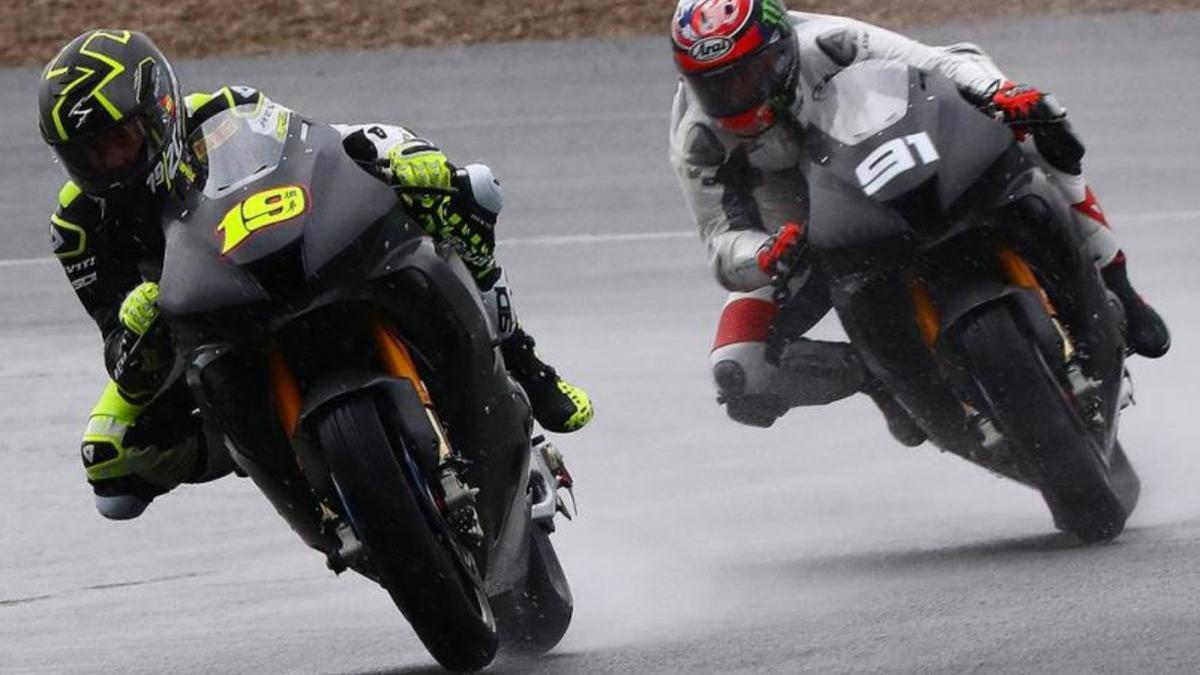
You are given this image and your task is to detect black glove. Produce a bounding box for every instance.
[989,81,1085,174]
[991,82,1067,136]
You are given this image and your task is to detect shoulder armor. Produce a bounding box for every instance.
[185,85,267,128]
[816,28,858,67]
[50,181,100,259]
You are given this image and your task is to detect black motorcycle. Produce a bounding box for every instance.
[778,60,1140,543]
[158,102,574,670]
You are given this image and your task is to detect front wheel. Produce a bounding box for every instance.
[316,392,498,672]
[955,304,1133,543]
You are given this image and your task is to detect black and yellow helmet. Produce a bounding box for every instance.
[38,30,184,195]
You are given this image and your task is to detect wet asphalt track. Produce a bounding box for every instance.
[2,12,1199,674]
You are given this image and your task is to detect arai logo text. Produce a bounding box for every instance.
[689,37,734,62]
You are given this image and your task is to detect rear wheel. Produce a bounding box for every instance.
[956,304,1129,543]
[493,525,574,654]
[317,393,498,672]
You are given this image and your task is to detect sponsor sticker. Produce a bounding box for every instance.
[71,272,98,290]
[64,256,96,274]
[690,37,735,62]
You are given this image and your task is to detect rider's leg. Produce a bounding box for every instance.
[708,288,925,444]
[434,163,592,434]
[81,380,206,519]
[942,42,1169,357]
[710,288,790,427]
[481,267,594,433]
[1023,133,1171,358]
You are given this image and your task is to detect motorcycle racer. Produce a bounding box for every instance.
[668,0,1170,438]
[40,29,593,520]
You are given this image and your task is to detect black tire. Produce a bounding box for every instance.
[956,304,1129,543]
[316,393,498,672]
[494,525,574,654]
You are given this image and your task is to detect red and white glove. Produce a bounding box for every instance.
[757,222,806,277]
[992,81,1067,140]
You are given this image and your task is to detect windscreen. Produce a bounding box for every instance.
[806,60,911,146]
[188,102,291,198]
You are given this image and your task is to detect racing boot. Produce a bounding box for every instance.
[861,377,927,447]
[82,381,201,520]
[1100,252,1171,359]
[502,327,594,433]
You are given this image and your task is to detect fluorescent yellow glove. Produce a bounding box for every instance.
[118,281,160,336]
[386,139,452,192]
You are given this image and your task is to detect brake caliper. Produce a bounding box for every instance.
[439,460,484,544]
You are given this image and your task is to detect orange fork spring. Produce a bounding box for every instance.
[268,347,302,438]
[994,246,1057,316]
[910,278,940,348]
[372,322,433,406]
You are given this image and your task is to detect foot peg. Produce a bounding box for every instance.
[531,436,576,525]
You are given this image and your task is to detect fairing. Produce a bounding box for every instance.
[159,104,398,321]
[790,61,1126,484]
[158,106,533,577]
[800,61,1015,275]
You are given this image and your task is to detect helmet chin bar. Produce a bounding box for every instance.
[718,103,777,136]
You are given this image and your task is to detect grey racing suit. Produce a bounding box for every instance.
[669,11,1119,425]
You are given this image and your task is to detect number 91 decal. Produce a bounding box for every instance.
[855,132,940,197]
[218,185,309,254]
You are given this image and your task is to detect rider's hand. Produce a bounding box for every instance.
[386,139,453,192]
[992,82,1067,139]
[118,281,160,336]
[757,222,807,277]
[108,282,172,402]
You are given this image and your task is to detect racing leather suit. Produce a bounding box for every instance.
[50,86,525,518]
[669,12,1121,427]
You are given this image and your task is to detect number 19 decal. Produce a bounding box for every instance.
[855,132,940,197]
[218,185,309,254]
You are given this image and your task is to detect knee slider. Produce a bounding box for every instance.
[724,394,788,428]
[94,493,150,520]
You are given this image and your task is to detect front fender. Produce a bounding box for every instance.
[938,285,1064,364]
[297,371,441,478]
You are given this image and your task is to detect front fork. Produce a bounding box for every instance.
[266,316,485,571]
[907,245,1114,446]
[908,244,1067,354]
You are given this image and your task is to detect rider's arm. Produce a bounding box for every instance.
[49,182,168,399]
[333,122,422,180]
[49,181,142,342]
[670,84,779,292]
[798,14,1007,100]
[336,123,501,280]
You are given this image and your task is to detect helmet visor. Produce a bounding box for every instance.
[52,115,155,193]
[683,32,796,121]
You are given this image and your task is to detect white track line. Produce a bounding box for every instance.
[3,209,1196,268]
[500,230,693,247]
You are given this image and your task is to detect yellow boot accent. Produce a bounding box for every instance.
[553,380,594,433]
